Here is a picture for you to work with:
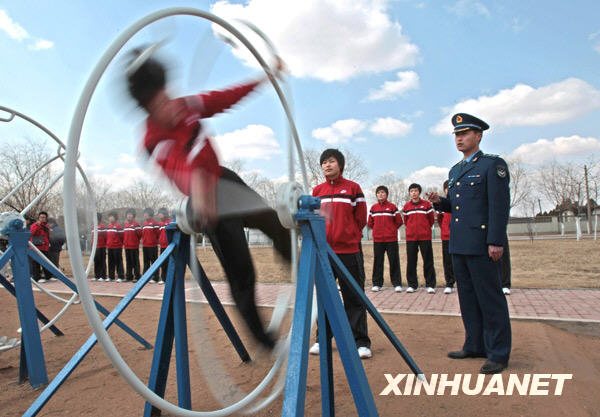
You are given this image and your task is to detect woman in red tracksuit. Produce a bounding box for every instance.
[402,183,437,293]
[142,207,161,283]
[309,148,372,359]
[29,211,51,282]
[123,208,142,282]
[156,208,171,284]
[367,185,403,292]
[92,213,107,280]
[438,180,455,294]
[105,212,124,282]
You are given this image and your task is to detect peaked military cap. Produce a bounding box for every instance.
[451,113,490,133]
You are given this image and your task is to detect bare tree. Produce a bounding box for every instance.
[538,161,585,214]
[370,172,407,206]
[0,138,62,217]
[506,158,531,210]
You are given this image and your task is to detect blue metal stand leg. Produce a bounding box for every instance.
[189,256,251,362]
[316,288,334,417]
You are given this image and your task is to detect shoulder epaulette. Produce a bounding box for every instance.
[482,153,499,159]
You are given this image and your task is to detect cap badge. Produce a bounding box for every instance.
[456,115,463,123]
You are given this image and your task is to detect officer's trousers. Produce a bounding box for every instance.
[315,252,371,349]
[125,248,141,281]
[372,241,402,287]
[452,254,511,364]
[441,240,455,287]
[94,247,106,279]
[406,240,436,288]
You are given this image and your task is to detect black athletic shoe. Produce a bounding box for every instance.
[447,350,487,359]
[480,360,507,374]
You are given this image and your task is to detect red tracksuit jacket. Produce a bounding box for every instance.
[142,81,260,195]
[438,211,452,241]
[159,218,172,249]
[30,222,50,251]
[123,221,142,249]
[142,219,160,247]
[402,199,435,241]
[92,222,107,248]
[312,176,367,254]
[368,200,402,242]
[105,222,124,249]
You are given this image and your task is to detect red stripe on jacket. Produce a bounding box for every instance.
[312,176,367,254]
[142,219,160,247]
[159,218,172,249]
[123,221,142,249]
[142,81,260,196]
[438,211,451,241]
[105,222,124,249]
[402,199,435,241]
[368,200,402,242]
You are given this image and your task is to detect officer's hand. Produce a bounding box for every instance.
[488,245,504,262]
[426,192,440,203]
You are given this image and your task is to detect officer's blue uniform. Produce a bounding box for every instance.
[436,113,511,365]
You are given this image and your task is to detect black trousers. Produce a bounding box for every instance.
[315,252,371,349]
[372,241,401,287]
[452,254,511,364]
[107,248,124,280]
[159,247,168,282]
[204,167,291,349]
[125,248,141,281]
[30,249,50,281]
[143,246,159,280]
[441,240,455,287]
[94,247,106,279]
[406,240,436,288]
[501,238,511,288]
[47,250,61,278]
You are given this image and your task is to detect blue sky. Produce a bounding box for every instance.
[2,0,600,210]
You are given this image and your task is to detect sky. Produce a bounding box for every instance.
[1,0,600,213]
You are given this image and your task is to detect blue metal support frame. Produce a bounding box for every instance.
[282,196,423,416]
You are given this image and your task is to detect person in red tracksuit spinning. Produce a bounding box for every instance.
[123,209,142,282]
[309,148,372,359]
[438,180,455,294]
[92,213,107,281]
[368,185,403,293]
[402,183,437,293]
[156,207,171,284]
[142,207,161,284]
[29,211,51,282]
[105,212,124,282]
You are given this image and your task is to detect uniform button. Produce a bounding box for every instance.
[481,225,486,229]
[470,182,474,186]
[457,182,461,186]
[455,206,460,210]
[455,218,459,222]
[456,194,460,198]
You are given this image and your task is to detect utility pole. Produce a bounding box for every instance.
[585,165,592,234]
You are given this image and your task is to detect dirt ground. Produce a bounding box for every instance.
[57,238,600,289]
[1,292,599,417]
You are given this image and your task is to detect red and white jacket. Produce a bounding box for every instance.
[30,221,50,251]
[142,219,160,247]
[106,222,124,249]
[92,222,107,249]
[159,218,172,249]
[123,221,142,250]
[312,176,367,254]
[438,211,452,241]
[142,81,261,196]
[368,200,402,242]
[402,199,435,241]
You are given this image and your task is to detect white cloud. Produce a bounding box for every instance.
[214,124,282,161]
[118,153,137,164]
[0,9,53,50]
[509,135,600,164]
[590,30,600,53]
[431,78,600,135]
[211,0,419,82]
[312,119,368,144]
[447,0,490,17]
[406,165,449,189]
[367,71,420,101]
[92,167,147,189]
[369,117,413,138]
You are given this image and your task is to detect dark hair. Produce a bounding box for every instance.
[375,185,388,196]
[443,180,449,190]
[408,183,422,193]
[319,148,345,173]
[158,207,168,216]
[144,207,154,216]
[38,211,48,218]
[97,212,102,222]
[108,211,118,220]
[127,48,166,109]
[126,208,136,217]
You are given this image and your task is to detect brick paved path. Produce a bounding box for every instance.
[34,280,600,322]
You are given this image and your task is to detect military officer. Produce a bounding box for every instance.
[427,113,511,374]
